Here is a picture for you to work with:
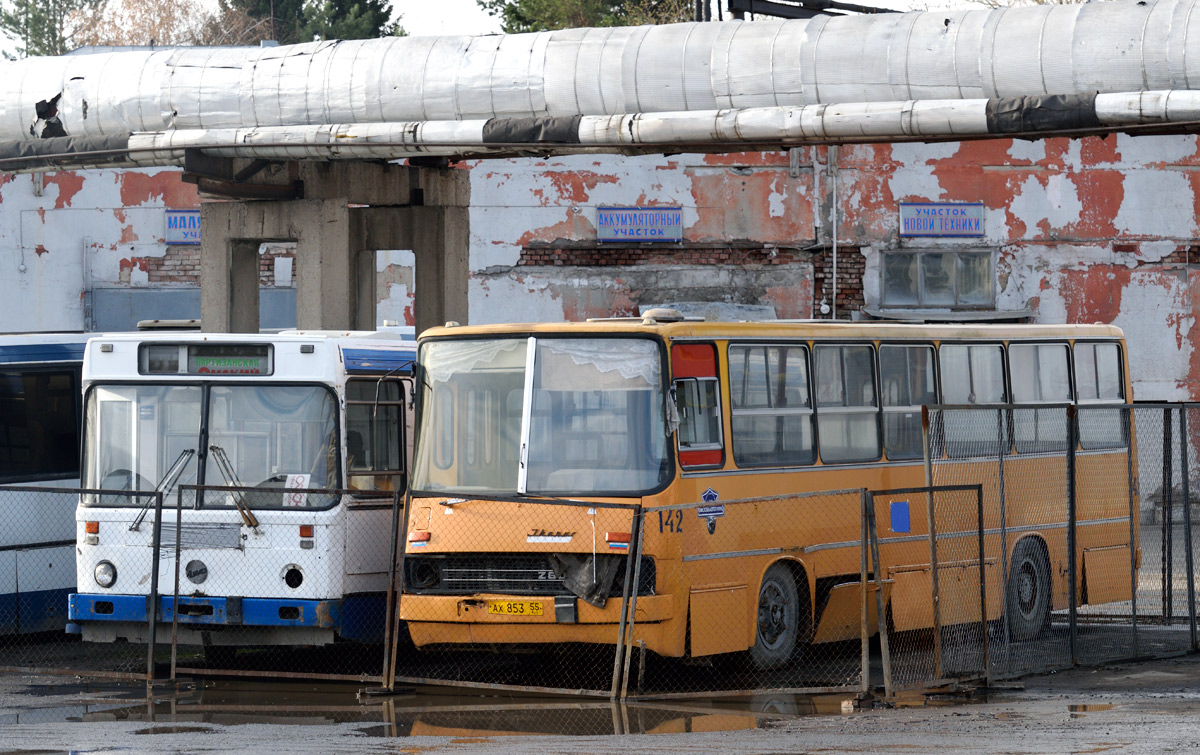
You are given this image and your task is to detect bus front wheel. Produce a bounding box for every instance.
[1006,539,1051,641]
[749,563,808,670]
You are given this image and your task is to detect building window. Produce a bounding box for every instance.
[882,251,995,309]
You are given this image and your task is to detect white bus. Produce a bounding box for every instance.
[0,333,90,634]
[66,331,416,649]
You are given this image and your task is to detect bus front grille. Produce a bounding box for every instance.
[403,553,655,597]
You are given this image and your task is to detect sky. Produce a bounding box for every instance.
[398,0,504,37]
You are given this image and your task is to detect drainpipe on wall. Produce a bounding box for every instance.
[830,145,839,321]
[82,236,93,332]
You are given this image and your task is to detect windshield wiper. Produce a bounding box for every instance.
[129,448,196,532]
[208,445,261,530]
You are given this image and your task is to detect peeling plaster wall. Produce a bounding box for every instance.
[465,135,1200,401]
[0,168,201,332]
[4,131,1200,401]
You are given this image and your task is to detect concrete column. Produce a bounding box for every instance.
[410,205,470,336]
[201,202,271,333]
[199,162,470,334]
[292,199,354,331]
[355,249,377,331]
[229,240,260,334]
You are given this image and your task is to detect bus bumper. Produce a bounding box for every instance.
[68,593,341,629]
[401,593,675,648]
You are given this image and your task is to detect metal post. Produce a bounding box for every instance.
[1163,407,1174,623]
[1126,406,1140,658]
[1067,405,1078,666]
[612,506,642,700]
[860,490,871,693]
[380,489,403,690]
[1179,407,1197,650]
[976,484,989,686]
[619,507,646,700]
[145,491,165,686]
[866,491,893,698]
[169,487,183,681]
[387,491,414,690]
[922,407,943,680]
[997,407,1011,676]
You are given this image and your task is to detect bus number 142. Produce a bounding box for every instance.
[658,510,683,533]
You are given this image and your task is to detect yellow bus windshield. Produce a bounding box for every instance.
[412,336,672,496]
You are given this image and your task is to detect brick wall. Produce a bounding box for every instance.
[518,244,806,267]
[810,246,864,319]
[144,245,201,284]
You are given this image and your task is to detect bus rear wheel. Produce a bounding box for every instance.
[1006,539,1051,641]
[749,563,808,670]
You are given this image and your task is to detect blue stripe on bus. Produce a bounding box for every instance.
[0,342,86,364]
[69,593,343,629]
[342,348,416,375]
[17,587,71,633]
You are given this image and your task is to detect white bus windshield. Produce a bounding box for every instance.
[413,337,671,496]
[83,383,339,507]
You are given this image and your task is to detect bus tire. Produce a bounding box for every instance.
[1006,539,1051,641]
[749,563,807,670]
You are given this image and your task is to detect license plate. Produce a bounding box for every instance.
[487,600,544,617]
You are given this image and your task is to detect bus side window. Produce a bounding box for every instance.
[879,344,936,460]
[938,343,1008,458]
[814,344,880,464]
[1009,343,1070,454]
[672,343,723,468]
[1075,342,1126,450]
[346,378,408,494]
[728,344,814,468]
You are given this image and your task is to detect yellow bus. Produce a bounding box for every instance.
[399,312,1135,668]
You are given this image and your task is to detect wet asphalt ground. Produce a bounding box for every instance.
[0,651,1199,754]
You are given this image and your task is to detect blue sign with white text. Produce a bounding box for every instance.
[899,202,984,238]
[165,210,201,245]
[597,207,683,242]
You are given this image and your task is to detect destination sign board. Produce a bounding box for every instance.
[141,344,274,376]
[597,206,683,242]
[899,202,985,238]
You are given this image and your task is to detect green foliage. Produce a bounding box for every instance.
[0,0,103,57]
[299,0,394,40]
[225,0,396,43]
[478,0,689,34]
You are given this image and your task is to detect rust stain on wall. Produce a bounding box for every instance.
[516,207,594,246]
[688,166,812,243]
[1052,266,1130,324]
[552,280,637,321]
[545,171,618,204]
[1185,272,1200,400]
[34,244,48,256]
[119,171,199,208]
[760,284,812,320]
[44,172,85,209]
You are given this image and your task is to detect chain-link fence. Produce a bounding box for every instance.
[5,403,1200,701]
[869,485,989,693]
[394,497,642,696]
[622,490,871,700]
[0,483,404,683]
[0,486,165,680]
[165,485,402,682]
[893,404,1195,696]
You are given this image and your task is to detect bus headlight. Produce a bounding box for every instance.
[94,561,117,588]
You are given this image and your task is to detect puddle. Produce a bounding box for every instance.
[8,677,993,737]
[892,690,989,709]
[10,678,870,736]
[132,726,216,735]
[1068,703,1117,718]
